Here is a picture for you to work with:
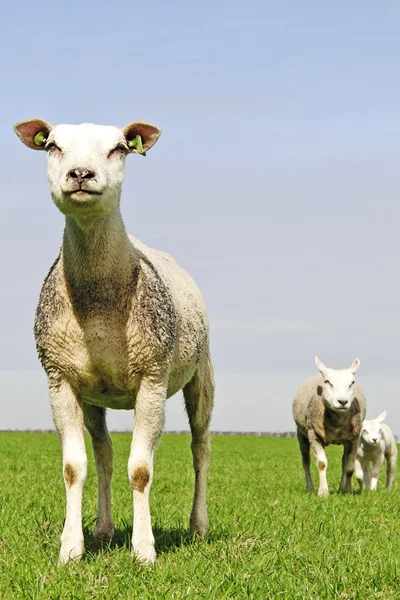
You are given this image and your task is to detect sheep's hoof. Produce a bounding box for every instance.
[131,541,157,565]
[94,521,115,542]
[58,539,85,565]
[317,488,329,498]
[190,514,209,537]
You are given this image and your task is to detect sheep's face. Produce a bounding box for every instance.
[361,412,386,446]
[315,356,360,412]
[13,119,161,218]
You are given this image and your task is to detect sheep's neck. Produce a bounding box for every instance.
[62,208,134,284]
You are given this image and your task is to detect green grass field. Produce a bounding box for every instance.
[1,433,400,599]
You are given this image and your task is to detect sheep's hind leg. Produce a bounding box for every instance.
[297,429,315,493]
[83,404,114,541]
[339,440,357,494]
[354,458,364,491]
[183,354,214,537]
[386,448,398,489]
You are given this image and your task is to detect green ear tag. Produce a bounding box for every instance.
[33,131,47,147]
[127,134,146,156]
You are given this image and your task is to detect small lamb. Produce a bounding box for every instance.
[293,356,366,497]
[355,411,398,491]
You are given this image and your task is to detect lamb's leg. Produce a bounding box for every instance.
[354,458,364,491]
[83,404,114,541]
[339,439,358,494]
[183,354,214,536]
[308,430,329,497]
[50,380,87,564]
[370,454,384,490]
[364,464,372,489]
[128,377,167,564]
[386,447,398,489]
[297,428,315,493]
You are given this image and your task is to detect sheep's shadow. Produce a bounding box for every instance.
[83,522,227,559]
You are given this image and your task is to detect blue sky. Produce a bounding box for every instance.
[2,1,400,431]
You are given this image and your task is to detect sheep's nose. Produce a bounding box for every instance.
[338,399,348,407]
[372,437,378,443]
[68,168,95,183]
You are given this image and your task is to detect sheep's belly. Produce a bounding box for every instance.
[82,387,135,410]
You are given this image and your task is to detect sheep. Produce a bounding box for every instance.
[13,118,214,565]
[354,411,398,491]
[292,356,366,497]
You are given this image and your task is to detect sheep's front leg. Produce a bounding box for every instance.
[128,378,166,565]
[370,454,384,490]
[386,449,397,489]
[339,440,358,494]
[308,430,329,497]
[50,380,87,564]
[363,464,372,489]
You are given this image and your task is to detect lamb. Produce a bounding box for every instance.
[354,411,398,491]
[13,118,214,565]
[293,356,366,497]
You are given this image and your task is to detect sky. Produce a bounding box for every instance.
[2,1,400,433]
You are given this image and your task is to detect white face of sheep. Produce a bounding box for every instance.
[360,411,387,445]
[13,118,161,217]
[315,356,360,412]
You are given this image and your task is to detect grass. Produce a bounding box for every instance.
[1,433,400,599]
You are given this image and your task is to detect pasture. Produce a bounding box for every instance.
[0,433,400,599]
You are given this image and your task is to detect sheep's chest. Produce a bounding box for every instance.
[319,412,362,446]
[36,305,143,409]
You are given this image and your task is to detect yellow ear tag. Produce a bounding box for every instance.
[127,134,146,156]
[33,132,47,146]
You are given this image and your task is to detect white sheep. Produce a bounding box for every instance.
[355,411,398,491]
[13,118,214,565]
[293,356,366,497]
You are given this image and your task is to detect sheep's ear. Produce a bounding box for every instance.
[315,356,329,377]
[13,118,53,150]
[377,410,387,423]
[122,121,161,156]
[350,358,360,374]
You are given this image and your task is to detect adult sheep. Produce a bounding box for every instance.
[13,118,214,565]
[293,357,366,497]
[355,411,398,490]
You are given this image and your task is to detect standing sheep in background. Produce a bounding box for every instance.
[13,118,214,565]
[293,357,366,497]
[355,411,398,491]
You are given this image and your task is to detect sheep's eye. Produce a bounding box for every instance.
[349,381,355,388]
[324,380,333,387]
[46,142,62,154]
[109,144,127,156]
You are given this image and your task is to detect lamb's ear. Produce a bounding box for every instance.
[350,358,360,374]
[13,119,53,150]
[315,356,329,378]
[122,122,161,156]
[377,410,387,423]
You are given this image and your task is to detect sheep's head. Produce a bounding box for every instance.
[360,411,386,446]
[13,119,161,217]
[315,356,360,412]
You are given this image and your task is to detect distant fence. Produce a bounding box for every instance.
[0,429,297,438]
[1,430,399,440]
